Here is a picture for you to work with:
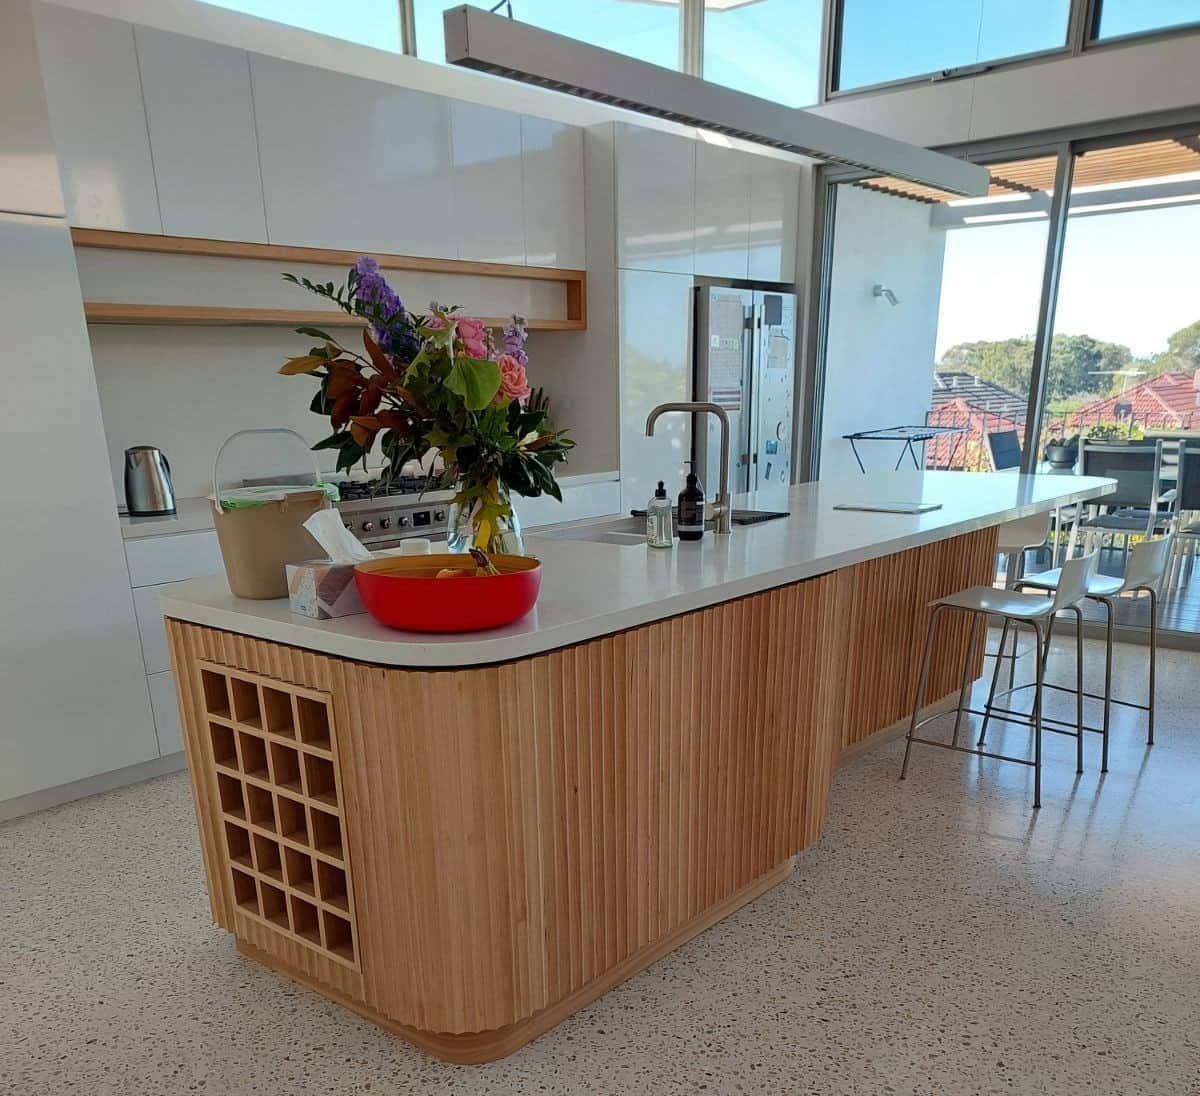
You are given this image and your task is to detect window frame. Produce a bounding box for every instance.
[399,0,1200,108]
[1084,0,1200,48]
[824,0,1081,100]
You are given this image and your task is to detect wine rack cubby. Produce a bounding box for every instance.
[197,662,359,969]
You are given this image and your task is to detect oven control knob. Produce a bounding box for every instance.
[397,514,410,528]
[343,521,353,531]
[433,509,447,522]
[362,520,375,532]
[379,517,392,530]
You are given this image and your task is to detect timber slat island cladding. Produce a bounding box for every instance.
[166,526,996,1063]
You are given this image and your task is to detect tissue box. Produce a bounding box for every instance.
[286,559,365,619]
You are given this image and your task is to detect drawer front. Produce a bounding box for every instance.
[147,669,183,755]
[126,530,222,587]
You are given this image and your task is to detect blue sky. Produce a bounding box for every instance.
[936,202,1200,360]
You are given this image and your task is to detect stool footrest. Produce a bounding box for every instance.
[905,735,1036,767]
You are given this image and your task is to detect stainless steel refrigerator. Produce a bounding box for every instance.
[693,285,797,496]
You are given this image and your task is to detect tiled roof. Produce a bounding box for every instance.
[1071,372,1200,425]
[932,372,1028,421]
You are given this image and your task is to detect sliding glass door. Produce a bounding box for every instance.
[812,123,1200,637]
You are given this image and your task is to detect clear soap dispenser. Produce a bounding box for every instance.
[646,481,674,549]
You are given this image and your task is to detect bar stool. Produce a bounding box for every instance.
[991,512,1053,690]
[901,552,1098,809]
[1013,536,1172,773]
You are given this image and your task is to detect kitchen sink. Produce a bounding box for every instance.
[540,516,649,545]
[539,510,787,546]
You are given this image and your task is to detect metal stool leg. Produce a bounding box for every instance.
[1072,605,1084,775]
[978,616,1011,747]
[951,613,982,746]
[1148,586,1159,746]
[1099,596,1113,774]
[1032,622,1046,809]
[901,605,945,781]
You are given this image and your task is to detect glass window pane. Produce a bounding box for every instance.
[703,0,822,108]
[414,0,679,68]
[202,0,400,50]
[1094,0,1200,40]
[836,0,1070,91]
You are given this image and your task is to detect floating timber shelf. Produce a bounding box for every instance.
[73,229,587,331]
[81,303,583,331]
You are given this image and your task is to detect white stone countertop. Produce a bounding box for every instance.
[161,471,1114,669]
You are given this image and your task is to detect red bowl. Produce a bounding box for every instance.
[354,553,541,633]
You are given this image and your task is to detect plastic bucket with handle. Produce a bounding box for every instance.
[210,428,336,600]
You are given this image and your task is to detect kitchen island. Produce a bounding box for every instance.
[162,471,1112,1062]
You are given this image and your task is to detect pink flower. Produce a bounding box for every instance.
[494,353,531,406]
[454,315,490,359]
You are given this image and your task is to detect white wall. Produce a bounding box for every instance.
[819,186,947,480]
[813,32,1200,150]
[1,0,158,807]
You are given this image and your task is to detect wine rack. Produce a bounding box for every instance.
[197,661,358,968]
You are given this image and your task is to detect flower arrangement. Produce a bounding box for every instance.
[278,257,573,552]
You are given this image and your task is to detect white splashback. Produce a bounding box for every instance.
[91,323,614,502]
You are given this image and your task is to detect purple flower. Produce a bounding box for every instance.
[500,314,529,367]
[353,256,420,361]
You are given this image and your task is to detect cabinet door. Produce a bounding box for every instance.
[251,54,455,257]
[615,124,695,275]
[748,155,802,283]
[33,4,161,232]
[521,116,584,269]
[619,269,695,514]
[148,671,184,755]
[451,101,525,265]
[135,27,267,242]
[694,141,750,280]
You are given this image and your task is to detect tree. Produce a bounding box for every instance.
[939,334,1132,400]
[1149,319,1200,376]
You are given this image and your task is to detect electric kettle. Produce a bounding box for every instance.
[124,446,176,516]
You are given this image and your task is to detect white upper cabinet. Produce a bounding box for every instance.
[450,101,525,265]
[250,54,455,257]
[135,28,267,243]
[33,4,161,233]
[1,0,65,217]
[615,124,695,275]
[521,116,584,269]
[694,141,750,280]
[748,155,801,284]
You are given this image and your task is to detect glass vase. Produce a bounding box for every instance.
[446,479,524,555]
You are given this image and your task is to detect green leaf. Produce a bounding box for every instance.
[444,357,501,412]
[295,325,335,341]
[312,432,352,450]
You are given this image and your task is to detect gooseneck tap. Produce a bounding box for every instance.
[645,402,732,535]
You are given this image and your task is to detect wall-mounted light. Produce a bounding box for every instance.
[873,283,900,307]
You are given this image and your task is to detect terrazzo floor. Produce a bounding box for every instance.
[4,636,1200,1095]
